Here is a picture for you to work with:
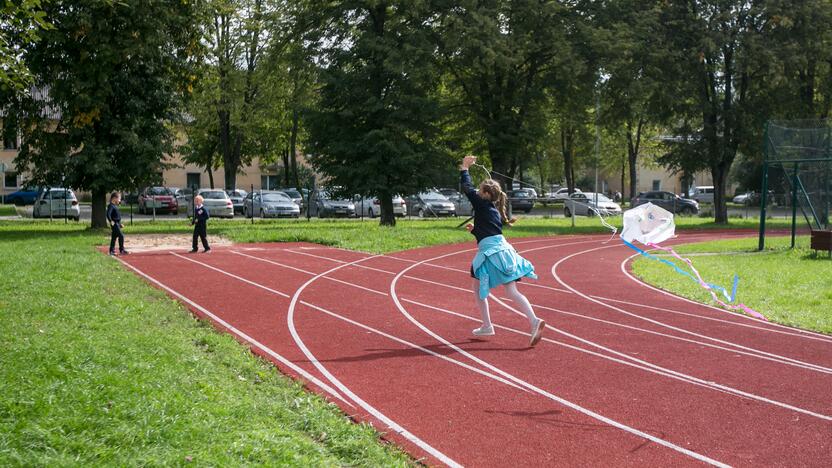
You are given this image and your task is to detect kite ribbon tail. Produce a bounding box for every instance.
[643,242,767,321]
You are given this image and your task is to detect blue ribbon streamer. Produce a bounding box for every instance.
[623,239,738,303]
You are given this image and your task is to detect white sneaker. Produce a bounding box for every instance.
[529,319,546,347]
[472,325,495,336]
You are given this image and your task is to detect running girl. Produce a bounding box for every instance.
[459,155,545,346]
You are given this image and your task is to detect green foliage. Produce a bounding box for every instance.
[0,0,50,90]
[10,0,201,227]
[303,1,451,225]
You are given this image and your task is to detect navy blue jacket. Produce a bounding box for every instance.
[193,205,210,226]
[461,170,503,243]
[106,203,122,225]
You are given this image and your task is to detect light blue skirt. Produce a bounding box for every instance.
[472,235,537,299]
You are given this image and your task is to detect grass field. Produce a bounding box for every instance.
[0,215,804,465]
[0,205,18,216]
[631,235,832,334]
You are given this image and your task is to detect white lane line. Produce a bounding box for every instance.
[619,251,832,343]
[388,248,730,467]
[182,251,527,391]
[114,256,353,407]
[550,245,832,374]
[286,254,463,468]
[234,249,832,419]
[288,243,832,372]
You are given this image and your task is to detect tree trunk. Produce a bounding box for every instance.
[561,127,575,194]
[712,162,730,224]
[620,157,625,204]
[206,164,214,188]
[282,145,290,187]
[290,107,300,188]
[379,188,395,226]
[90,188,107,229]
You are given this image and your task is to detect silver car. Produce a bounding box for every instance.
[564,192,622,217]
[244,191,300,218]
[33,188,81,221]
[279,188,305,212]
[407,191,456,217]
[196,189,234,218]
[354,195,407,218]
[309,189,356,218]
[437,188,473,216]
[225,189,248,214]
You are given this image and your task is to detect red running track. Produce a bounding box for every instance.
[114,232,832,467]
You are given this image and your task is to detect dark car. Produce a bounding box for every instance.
[3,186,42,205]
[507,190,535,213]
[631,191,699,215]
[225,189,248,214]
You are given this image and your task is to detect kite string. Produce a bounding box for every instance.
[624,239,767,321]
[474,164,617,241]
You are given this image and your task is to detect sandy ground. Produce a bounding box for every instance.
[121,233,233,252]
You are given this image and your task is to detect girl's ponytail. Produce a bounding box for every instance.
[496,191,512,226]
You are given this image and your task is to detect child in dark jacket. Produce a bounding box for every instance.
[106,192,129,256]
[460,155,545,347]
[190,195,211,253]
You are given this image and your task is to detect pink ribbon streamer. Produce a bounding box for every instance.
[645,242,767,321]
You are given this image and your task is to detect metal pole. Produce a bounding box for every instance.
[64,184,67,224]
[758,123,770,250]
[152,192,156,221]
[251,183,254,224]
[594,84,600,209]
[791,162,799,248]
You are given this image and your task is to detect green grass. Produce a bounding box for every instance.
[0,215,801,465]
[631,235,832,334]
[0,205,18,216]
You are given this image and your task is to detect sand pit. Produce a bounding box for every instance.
[122,234,233,252]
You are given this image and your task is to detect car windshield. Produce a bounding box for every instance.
[263,193,290,202]
[282,189,301,198]
[420,192,447,201]
[201,191,227,200]
[48,190,74,199]
[511,191,529,198]
[148,187,172,195]
[227,190,246,197]
[584,193,612,202]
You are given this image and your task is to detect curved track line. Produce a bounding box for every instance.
[116,257,352,407]
[550,245,832,374]
[235,248,832,419]
[287,254,462,468]
[619,252,832,343]
[389,249,730,467]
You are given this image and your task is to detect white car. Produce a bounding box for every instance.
[564,192,622,217]
[549,187,581,201]
[33,188,81,221]
[354,195,407,218]
[690,186,714,204]
[195,189,234,218]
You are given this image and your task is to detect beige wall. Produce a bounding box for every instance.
[602,162,719,197]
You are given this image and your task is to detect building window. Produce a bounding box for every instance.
[4,171,18,188]
[186,172,201,189]
[261,175,278,190]
[652,179,661,191]
[2,120,18,150]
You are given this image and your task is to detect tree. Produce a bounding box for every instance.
[659,0,776,223]
[303,1,450,226]
[12,0,199,228]
[433,1,580,189]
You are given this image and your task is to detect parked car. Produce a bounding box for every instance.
[3,186,42,205]
[279,187,305,212]
[564,192,622,217]
[732,191,759,205]
[225,189,248,214]
[195,188,234,218]
[549,187,581,202]
[32,188,81,221]
[138,186,178,215]
[632,191,699,215]
[689,186,715,204]
[308,189,356,218]
[354,195,407,218]
[406,191,456,218]
[175,187,193,212]
[437,188,474,216]
[507,189,535,213]
[244,190,300,218]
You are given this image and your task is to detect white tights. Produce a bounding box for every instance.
[473,280,538,328]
